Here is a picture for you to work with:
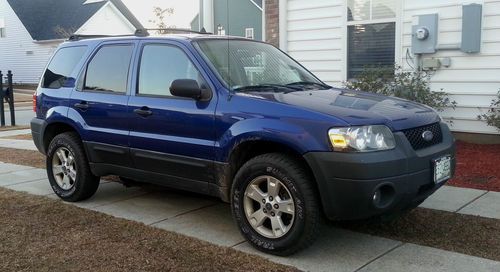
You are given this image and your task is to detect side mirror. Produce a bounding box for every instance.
[170,79,211,101]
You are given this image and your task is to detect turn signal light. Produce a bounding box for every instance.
[329,134,348,148]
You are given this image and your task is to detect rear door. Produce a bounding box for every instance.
[69,41,136,167]
[127,41,217,192]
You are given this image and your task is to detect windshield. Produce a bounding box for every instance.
[194,39,326,92]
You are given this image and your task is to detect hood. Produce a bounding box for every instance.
[243,88,440,131]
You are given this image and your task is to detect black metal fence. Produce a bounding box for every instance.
[0,70,15,127]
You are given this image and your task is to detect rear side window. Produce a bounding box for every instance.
[84,44,133,93]
[42,46,87,89]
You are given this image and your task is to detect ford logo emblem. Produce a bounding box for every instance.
[422,131,434,142]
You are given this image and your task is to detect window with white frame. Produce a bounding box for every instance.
[0,18,6,38]
[245,28,255,40]
[347,0,396,79]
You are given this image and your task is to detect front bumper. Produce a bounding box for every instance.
[304,122,456,221]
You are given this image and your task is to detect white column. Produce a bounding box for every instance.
[262,1,266,41]
[279,0,288,51]
[202,0,214,33]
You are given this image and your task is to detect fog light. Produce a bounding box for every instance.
[372,184,396,208]
[373,190,381,205]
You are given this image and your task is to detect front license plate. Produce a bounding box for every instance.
[434,155,452,184]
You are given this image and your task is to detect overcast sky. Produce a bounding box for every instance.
[121,0,199,28]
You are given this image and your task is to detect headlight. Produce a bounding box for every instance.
[328,125,396,152]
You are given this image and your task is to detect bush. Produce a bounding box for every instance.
[344,65,456,112]
[478,91,500,130]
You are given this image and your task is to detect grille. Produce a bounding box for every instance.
[403,123,443,150]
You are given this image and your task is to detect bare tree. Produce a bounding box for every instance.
[149,6,175,33]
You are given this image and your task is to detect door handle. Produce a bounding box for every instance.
[74,101,89,110]
[134,107,153,117]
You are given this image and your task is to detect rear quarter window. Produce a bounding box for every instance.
[42,46,87,89]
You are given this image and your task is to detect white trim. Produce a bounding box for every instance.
[341,0,348,82]
[249,0,264,11]
[107,1,135,30]
[262,0,266,41]
[75,1,135,34]
[287,3,343,11]
[346,18,397,26]
[202,0,214,33]
[395,0,403,69]
[83,0,106,4]
[199,0,203,30]
[278,0,287,50]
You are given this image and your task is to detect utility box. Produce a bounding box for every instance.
[422,58,441,70]
[461,4,482,53]
[411,14,439,54]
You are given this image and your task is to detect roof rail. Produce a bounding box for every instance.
[135,28,212,36]
[68,34,134,41]
[68,28,212,41]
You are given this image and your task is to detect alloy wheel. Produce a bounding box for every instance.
[243,175,296,239]
[52,147,77,190]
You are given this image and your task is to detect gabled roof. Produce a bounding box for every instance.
[7,0,143,41]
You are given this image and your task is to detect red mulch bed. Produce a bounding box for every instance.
[447,140,500,192]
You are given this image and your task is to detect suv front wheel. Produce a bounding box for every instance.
[231,153,321,256]
[46,132,100,202]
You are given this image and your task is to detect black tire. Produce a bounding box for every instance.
[46,132,99,202]
[231,153,321,256]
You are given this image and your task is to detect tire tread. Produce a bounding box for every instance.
[46,132,99,202]
[232,152,322,256]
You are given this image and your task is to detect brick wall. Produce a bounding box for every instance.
[265,0,279,47]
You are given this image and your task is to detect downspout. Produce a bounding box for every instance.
[278,0,287,51]
[262,1,266,41]
[202,0,214,33]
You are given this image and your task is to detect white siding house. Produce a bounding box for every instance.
[0,0,142,84]
[274,0,500,135]
[0,0,59,84]
[76,1,137,35]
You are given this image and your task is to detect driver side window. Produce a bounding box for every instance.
[138,44,204,97]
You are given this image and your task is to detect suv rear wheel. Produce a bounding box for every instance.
[231,153,321,256]
[46,132,99,202]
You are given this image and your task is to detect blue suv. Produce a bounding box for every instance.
[31,31,455,256]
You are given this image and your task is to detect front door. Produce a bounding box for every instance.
[127,42,217,192]
[69,42,135,167]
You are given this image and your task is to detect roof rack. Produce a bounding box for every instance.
[68,34,134,41]
[68,28,212,41]
[135,28,212,36]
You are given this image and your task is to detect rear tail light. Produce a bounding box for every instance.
[33,93,37,112]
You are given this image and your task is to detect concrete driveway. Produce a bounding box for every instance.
[0,161,499,272]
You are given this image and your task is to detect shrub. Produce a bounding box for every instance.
[344,65,456,112]
[478,91,500,130]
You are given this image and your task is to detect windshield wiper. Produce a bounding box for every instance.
[286,81,332,90]
[233,84,301,93]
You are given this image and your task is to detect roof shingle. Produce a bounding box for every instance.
[7,0,143,41]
